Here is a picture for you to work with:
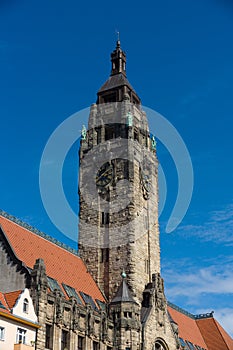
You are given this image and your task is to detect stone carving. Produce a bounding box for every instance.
[72,300,81,331]
[102,314,108,340]
[31,258,48,291]
[55,293,63,325]
[86,306,94,335]
[153,273,166,327]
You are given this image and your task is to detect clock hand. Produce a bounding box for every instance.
[96,168,112,183]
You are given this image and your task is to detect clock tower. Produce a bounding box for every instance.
[78,40,160,304]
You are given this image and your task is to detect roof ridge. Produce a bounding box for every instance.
[4,289,22,296]
[194,311,214,319]
[0,209,78,257]
[168,301,216,321]
[167,301,196,319]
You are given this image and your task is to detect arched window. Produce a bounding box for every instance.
[154,338,169,350]
[23,298,29,313]
[155,344,165,350]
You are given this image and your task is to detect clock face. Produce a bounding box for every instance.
[96,163,113,188]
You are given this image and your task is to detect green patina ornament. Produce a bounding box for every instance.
[121,271,127,278]
[126,112,133,127]
[151,135,156,150]
[81,125,87,140]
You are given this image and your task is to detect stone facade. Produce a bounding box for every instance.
[79,96,160,304]
[78,41,178,349]
[29,259,115,350]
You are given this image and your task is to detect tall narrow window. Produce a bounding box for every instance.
[96,127,101,144]
[23,298,29,313]
[16,328,26,344]
[61,330,68,350]
[93,341,99,350]
[101,248,109,263]
[101,212,109,225]
[145,259,149,274]
[45,324,53,349]
[78,336,84,350]
[105,248,109,262]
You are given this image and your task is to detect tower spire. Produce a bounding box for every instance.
[111,37,126,76]
[96,40,141,104]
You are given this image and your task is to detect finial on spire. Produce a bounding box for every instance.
[121,270,126,279]
[115,29,120,47]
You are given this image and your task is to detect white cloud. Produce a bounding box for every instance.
[165,266,233,298]
[162,253,233,336]
[176,204,233,245]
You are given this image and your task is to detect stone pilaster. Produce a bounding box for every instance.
[30,258,48,350]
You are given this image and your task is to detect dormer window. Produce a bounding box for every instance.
[23,298,29,313]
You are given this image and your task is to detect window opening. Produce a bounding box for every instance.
[0,327,5,341]
[16,328,26,344]
[101,212,109,225]
[23,298,29,313]
[62,283,82,304]
[78,336,84,350]
[45,324,53,349]
[93,341,99,350]
[61,330,68,350]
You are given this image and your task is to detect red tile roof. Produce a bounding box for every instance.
[0,214,105,303]
[168,305,208,348]
[4,290,22,309]
[168,303,233,350]
[0,290,23,315]
[0,291,10,314]
[197,317,233,350]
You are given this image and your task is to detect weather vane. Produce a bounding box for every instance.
[115,29,120,42]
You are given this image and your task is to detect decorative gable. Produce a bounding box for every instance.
[12,288,38,323]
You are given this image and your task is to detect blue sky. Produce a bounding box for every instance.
[1,0,233,336]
